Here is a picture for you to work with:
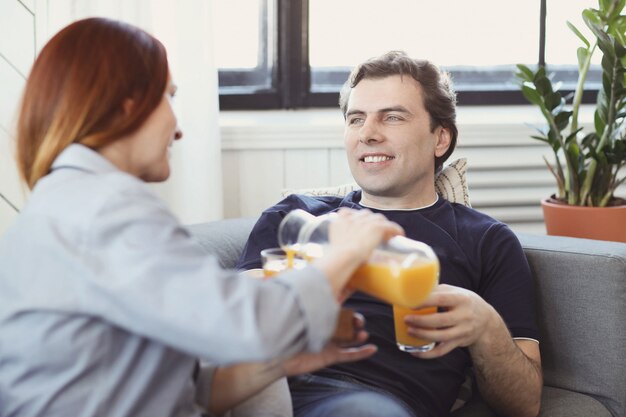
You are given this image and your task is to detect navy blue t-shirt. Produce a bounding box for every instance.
[236,191,539,417]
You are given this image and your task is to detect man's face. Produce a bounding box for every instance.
[343,75,450,206]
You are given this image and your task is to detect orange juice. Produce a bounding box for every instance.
[262,258,307,278]
[350,261,439,308]
[393,305,437,351]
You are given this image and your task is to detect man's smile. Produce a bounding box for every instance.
[360,153,395,163]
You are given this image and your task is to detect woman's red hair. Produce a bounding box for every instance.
[16,17,169,188]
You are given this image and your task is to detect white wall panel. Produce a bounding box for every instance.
[329,148,353,185]
[237,150,284,217]
[0,58,26,132]
[0,0,34,76]
[0,0,32,235]
[284,149,329,189]
[0,128,25,232]
[222,150,242,218]
[19,0,35,13]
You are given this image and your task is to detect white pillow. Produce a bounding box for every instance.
[282,158,470,207]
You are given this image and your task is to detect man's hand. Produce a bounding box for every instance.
[402,284,498,358]
[401,284,542,416]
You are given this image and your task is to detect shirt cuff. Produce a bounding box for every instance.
[275,265,340,352]
[195,361,217,411]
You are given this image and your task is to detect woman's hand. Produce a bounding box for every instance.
[281,311,376,376]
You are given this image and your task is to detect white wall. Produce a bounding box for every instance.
[0,0,223,236]
[0,0,35,234]
[2,1,622,237]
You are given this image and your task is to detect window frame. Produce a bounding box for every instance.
[218,0,599,110]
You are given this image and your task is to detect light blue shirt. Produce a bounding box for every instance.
[0,144,339,417]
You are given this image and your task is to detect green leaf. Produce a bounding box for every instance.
[521,84,543,106]
[515,64,535,81]
[577,47,591,70]
[535,77,553,96]
[531,135,549,144]
[613,38,626,59]
[546,92,563,111]
[565,128,584,145]
[554,110,573,130]
[566,141,581,173]
[583,8,603,29]
[568,21,591,48]
[614,15,626,37]
[546,129,562,152]
[595,107,607,135]
[602,72,613,93]
[582,132,598,148]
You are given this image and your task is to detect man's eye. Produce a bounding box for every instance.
[348,118,364,125]
[386,115,402,121]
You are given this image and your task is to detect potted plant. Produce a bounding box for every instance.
[515,0,626,242]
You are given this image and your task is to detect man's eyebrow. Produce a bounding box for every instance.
[346,106,411,118]
[379,106,411,114]
[346,109,365,118]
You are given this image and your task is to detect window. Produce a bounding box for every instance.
[215,0,600,109]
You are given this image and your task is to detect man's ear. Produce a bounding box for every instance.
[434,127,452,157]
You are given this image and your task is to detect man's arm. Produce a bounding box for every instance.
[406,285,542,417]
[473,336,542,417]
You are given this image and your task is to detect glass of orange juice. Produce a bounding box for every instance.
[393,305,437,352]
[261,247,307,278]
[276,210,440,352]
[351,255,439,353]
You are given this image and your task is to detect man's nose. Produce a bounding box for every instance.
[359,119,383,144]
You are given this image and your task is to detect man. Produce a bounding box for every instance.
[237,51,542,417]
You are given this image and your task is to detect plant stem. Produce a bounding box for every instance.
[580,58,619,206]
[540,106,577,203]
[571,44,597,134]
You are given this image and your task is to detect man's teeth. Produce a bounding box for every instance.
[363,155,393,163]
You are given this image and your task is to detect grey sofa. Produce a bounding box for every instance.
[187,218,626,417]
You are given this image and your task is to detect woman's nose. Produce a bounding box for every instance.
[174,127,183,141]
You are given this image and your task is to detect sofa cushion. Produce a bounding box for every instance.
[451,386,612,417]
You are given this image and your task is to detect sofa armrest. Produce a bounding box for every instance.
[185,218,257,269]
[517,233,626,417]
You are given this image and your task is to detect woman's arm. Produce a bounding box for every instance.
[207,314,377,415]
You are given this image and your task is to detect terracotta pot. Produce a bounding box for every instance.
[541,198,626,243]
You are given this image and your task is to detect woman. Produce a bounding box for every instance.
[0,18,402,417]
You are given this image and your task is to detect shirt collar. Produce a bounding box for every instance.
[51,143,120,175]
[341,190,443,212]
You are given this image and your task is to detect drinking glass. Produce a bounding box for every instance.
[392,305,437,352]
[261,247,306,278]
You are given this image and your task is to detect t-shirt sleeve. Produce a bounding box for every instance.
[236,209,284,271]
[477,223,540,341]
